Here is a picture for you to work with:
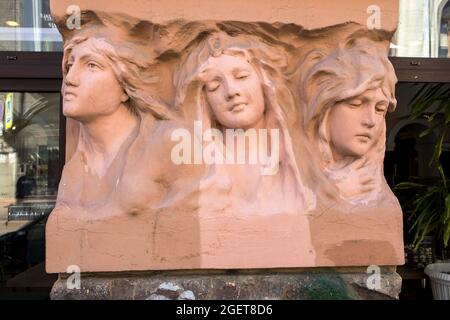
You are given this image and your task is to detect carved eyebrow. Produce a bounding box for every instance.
[343,97,363,105]
[65,53,75,65]
[232,67,251,75]
[79,53,105,64]
[199,68,222,82]
[201,66,221,75]
[66,53,106,70]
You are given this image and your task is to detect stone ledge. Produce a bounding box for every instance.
[50,267,402,300]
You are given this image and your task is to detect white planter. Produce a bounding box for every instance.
[424,263,450,300]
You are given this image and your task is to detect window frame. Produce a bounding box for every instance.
[390,57,450,83]
[0,51,65,180]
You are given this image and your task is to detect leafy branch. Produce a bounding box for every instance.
[395,83,450,250]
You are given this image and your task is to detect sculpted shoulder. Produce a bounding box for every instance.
[136,114,205,179]
[138,113,188,158]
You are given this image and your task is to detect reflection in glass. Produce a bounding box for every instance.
[390,0,450,58]
[439,1,450,57]
[0,0,62,51]
[0,92,59,229]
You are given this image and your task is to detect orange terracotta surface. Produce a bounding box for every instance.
[51,0,398,31]
[46,0,403,273]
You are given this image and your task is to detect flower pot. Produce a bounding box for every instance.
[424,262,450,300]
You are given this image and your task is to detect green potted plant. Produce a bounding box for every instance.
[395,83,450,299]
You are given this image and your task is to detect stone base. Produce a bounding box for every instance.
[50,267,402,300]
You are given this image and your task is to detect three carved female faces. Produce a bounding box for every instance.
[63,38,129,122]
[328,87,389,161]
[201,54,265,130]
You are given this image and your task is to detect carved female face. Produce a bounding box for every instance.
[202,54,265,130]
[62,38,128,121]
[328,87,389,161]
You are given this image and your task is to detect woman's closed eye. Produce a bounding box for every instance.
[206,80,220,92]
[235,71,250,80]
[375,103,388,114]
[347,99,363,107]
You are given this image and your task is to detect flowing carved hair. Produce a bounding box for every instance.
[298,38,397,204]
[173,32,316,211]
[63,33,175,120]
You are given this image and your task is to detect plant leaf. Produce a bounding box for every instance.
[444,193,450,224]
[444,219,450,248]
[428,129,446,166]
[410,83,428,104]
[437,165,447,190]
[395,182,425,190]
[413,211,437,249]
[445,102,450,124]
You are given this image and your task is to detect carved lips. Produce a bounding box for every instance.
[355,133,372,143]
[63,89,77,101]
[229,102,247,112]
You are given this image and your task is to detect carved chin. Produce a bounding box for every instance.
[331,145,367,160]
[62,103,77,116]
[348,145,371,158]
[220,116,252,129]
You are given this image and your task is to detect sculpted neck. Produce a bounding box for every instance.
[78,106,139,177]
[330,152,357,170]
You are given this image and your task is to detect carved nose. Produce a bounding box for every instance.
[225,80,240,101]
[64,75,78,87]
[362,108,376,128]
[226,92,239,101]
[362,119,375,128]
[64,65,79,87]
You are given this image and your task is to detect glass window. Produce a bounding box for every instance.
[0,92,59,237]
[390,0,450,58]
[0,0,63,51]
[439,1,450,56]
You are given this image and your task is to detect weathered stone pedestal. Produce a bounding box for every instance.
[50,267,402,300]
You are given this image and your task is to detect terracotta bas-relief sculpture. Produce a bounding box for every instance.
[174,33,316,215]
[47,28,208,271]
[299,39,397,205]
[46,2,404,272]
[171,33,317,267]
[297,39,403,265]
